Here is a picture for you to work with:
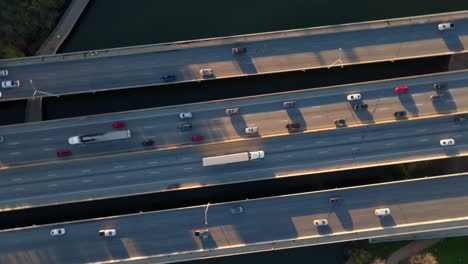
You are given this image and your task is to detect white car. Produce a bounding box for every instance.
[50,228,66,236]
[347,93,361,101]
[375,208,391,217]
[0,91,2,98]
[99,229,117,237]
[179,112,192,119]
[200,69,213,76]
[313,219,328,226]
[1,80,20,88]
[0,70,8,76]
[438,23,454,31]
[245,127,258,134]
[440,138,455,146]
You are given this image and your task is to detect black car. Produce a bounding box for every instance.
[334,119,346,127]
[394,111,407,119]
[161,74,176,82]
[353,103,368,110]
[433,82,447,90]
[454,115,467,123]
[286,122,301,130]
[431,95,442,101]
[141,138,154,146]
[232,47,247,54]
[178,123,192,131]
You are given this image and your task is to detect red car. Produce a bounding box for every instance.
[394,86,409,94]
[111,121,126,128]
[56,149,72,157]
[190,135,204,142]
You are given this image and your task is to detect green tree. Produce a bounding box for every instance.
[409,253,438,264]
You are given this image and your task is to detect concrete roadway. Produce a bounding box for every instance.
[1,12,468,101]
[1,70,468,166]
[1,173,468,264]
[1,112,468,211]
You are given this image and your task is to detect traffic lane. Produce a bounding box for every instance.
[2,174,468,264]
[4,19,468,100]
[0,115,463,208]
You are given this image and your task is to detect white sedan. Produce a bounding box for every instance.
[440,138,455,146]
[245,127,258,134]
[179,112,192,119]
[347,93,361,101]
[438,23,454,31]
[1,80,20,88]
[99,229,117,237]
[200,69,213,76]
[313,219,329,226]
[50,228,66,236]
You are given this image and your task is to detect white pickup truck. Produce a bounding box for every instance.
[202,151,264,167]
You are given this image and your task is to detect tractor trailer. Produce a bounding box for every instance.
[68,130,131,145]
[202,151,265,167]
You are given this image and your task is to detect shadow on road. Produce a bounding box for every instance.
[335,205,354,231]
[441,33,465,52]
[379,215,396,227]
[398,94,419,116]
[285,106,307,131]
[432,90,457,114]
[234,53,258,75]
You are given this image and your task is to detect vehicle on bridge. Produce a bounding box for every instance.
[335,119,346,127]
[161,74,176,82]
[394,111,407,119]
[50,228,65,236]
[99,229,117,237]
[56,149,72,157]
[438,23,454,31]
[202,151,264,166]
[353,103,368,110]
[225,108,239,115]
[245,127,258,134]
[440,138,455,146]
[394,85,409,94]
[313,219,329,226]
[1,80,20,88]
[232,47,247,54]
[375,208,391,217]
[286,122,301,130]
[200,69,213,76]
[283,101,296,108]
[111,121,126,128]
[433,82,448,90]
[0,70,7,76]
[347,93,361,101]
[68,130,131,145]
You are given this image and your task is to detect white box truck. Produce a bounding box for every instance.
[68,130,131,145]
[202,151,264,167]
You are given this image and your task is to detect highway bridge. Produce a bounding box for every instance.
[0,11,467,101]
[1,172,467,264]
[2,67,468,209]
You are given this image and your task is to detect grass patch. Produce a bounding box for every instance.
[423,236,468,264]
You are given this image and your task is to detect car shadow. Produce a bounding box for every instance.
[195,230,218,250]
[441,32,465,52]
[398,94,419,115]
[229,113,249,137]
[335,204,354,231]
[317,225,333,235]
[351,103,375,124]
[432,90,457,114]
[234,52,258,74]
[443,146,460,158]
[379,215,396,227]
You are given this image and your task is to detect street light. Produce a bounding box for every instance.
[29,80,59,98]
[327,48,344,69]
[204,202,210,226]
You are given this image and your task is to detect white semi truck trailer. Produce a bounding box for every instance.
[202,151,265,167]
[68,130,131,145]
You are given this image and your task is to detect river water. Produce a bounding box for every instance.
[56,1,468,263]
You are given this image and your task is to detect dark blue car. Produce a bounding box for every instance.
[161,74,176,82]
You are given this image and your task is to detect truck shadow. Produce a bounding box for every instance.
[398,94,419,115]
[441,32,464,52]
[432,90,457,114]
[285,106,307,131]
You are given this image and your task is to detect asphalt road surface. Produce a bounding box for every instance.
[1,70,467,166]
[0,173,467,264]
[0,111,467,210]
[1,13,467,101]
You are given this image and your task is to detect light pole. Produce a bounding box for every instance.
[29,80,59,98]
[327,48,344,69]
[204,202,210,226]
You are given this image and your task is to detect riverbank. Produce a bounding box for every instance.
[0,0,71,59]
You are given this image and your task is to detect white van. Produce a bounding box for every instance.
[375,208,391,217]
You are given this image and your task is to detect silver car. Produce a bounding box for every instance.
[0,70,8,76]
[245,127,258,134]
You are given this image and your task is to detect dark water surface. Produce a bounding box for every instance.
[61,0,468,52]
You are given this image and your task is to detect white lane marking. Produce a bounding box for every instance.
[454,134,462,137]
[115,175,126,179]
[9,152,20,156]
[48,184,58,187]
[416,129,427,132]
[319,151,329,154]
[82,179,92,183]
[183,157,192,160]
[81,169,91,173]
[311,116,322,119]
[418,138,429,142]
[14,187,24,191]
[41,138,53,141]
[114,165,124,169]
[385,133,394,136]
[351,137,360,140]
[316,141,327,144]
[148,161,159,164]
[143,126,154,129]
[184,167,193,170]
[150,171,160,174]
[452,125,459,128]
[385,143,396,146]
[284,145,292,148]
[212,128,221,131]
[352,147,360,150]
[43,148,54,151]
[48,174,56,177]
[11,178,22,182]
[416,103,423,106]
[280,120,289,123]
[7,142,19,145]
[286,155,293,158]
[379,108,389,110]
